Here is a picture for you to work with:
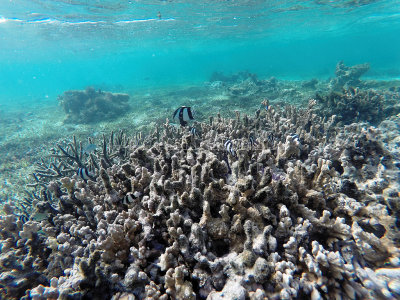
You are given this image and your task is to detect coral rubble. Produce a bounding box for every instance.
[1,95,400,300]
[58,87,130,124]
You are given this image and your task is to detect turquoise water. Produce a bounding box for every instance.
[2,2,400,299]
[1,0,400,106]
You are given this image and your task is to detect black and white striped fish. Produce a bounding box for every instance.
[224,139,237,157]
[248,134,258,149]
[135,132,143,144]
[14,213,29,223]
[173,106,194,126]
[122,192,142,205]
[189,126,199,137]
[19,214,29,223]
[77,167,92,181]
[122,193,135,205]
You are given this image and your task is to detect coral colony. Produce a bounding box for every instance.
[1,63,400,299]
[58,87,130,124]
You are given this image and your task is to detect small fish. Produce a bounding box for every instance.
[77,167,92,181]
[189,126,199,137]
[83,143,97,154]
[31,211,48,222]
[135,132,143,144]
[122,191,142,205]
[19,214,29,223]
[248,134,258,149]
[288,133,299,141]
[173,106,194,127]
[224,139,237,157]
[261,99,269,111]
[14,213,29,223]
[122,193,135,205]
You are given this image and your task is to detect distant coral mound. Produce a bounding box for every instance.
[210,70,259,84]
[316,87,384,125]
[330,61,370,90]
[58,87,130,123]
[316,86,400,125]
[208,71,283,102]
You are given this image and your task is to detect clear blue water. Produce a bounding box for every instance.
[1,3,400,298]
[0,0,399,106]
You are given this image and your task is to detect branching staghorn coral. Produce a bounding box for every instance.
[1,100,399,299]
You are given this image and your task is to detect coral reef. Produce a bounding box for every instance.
[1,99,399,299]
[209,71,259,85]
[0,204,49,299]
[208,71,306,108]
[209,71,265,101]
[329,61,370,91]
[58,87,130,124]
[315,87,400,125]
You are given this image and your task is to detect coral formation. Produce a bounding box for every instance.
[329,61,370,91]
[315,87,400,125]
[209,71,259,85]
[58,87,130,123]
[1,99,399,299]
[208,71,305,107]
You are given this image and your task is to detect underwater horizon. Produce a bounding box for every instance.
[1,0,400,106]
[1,1,400,299]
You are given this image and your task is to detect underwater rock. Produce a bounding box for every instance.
[58,86,130,124]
